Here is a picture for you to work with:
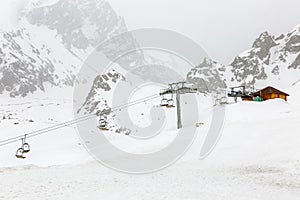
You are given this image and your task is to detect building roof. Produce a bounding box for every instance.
[253,86,290,96]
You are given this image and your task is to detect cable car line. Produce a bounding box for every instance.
[0,93,160,148]
[2,81,223,158]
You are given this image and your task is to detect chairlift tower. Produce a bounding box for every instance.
[160,81,198,129]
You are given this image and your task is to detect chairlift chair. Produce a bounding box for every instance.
[166,99,175,108]
[160,98,168,107]
[99,118,109,131]
[15,137,29,159]
[22,143,30,153]
[16,148,25,159]
[22,135,30,153]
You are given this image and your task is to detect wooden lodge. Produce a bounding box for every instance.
[252,86,289,101]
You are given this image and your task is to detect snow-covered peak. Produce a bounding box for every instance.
[228,25,300,89]
[0,27,80,97]
[0,0,132,97]
[186,58,227,91]
[252,32,276,49]
[26,0,125,51]
[287,24,300,37]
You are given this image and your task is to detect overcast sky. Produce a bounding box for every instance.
[107,0,300,64]
[1,0,300,64]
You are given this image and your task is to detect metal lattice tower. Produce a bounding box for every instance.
[160,81,198,129]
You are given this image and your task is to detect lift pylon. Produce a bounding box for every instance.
[160,81,198,129]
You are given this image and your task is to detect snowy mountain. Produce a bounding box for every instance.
[26,0,145,71]
[0,0,135,97]
[76,69,132,134]
[0,28,77,97]
[186,24,300,91]
[186,58,227,91]
[78,69,125,114]
[26,0,127,51]
[227,24,300,89]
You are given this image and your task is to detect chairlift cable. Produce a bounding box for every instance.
[0,93,160,147]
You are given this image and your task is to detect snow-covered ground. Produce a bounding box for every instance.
[0,86,92,167]
[0,83,300,199]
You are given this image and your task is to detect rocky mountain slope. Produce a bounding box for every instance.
[0,27,79,97]
[186,58,227,91]
[186,24,300,91]
[26,0,126,51]
[227,24,300,89]
[0,0,133,97]
[26,0,145,71]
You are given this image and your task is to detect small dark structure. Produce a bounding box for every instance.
[228,86,253,102]
[253,86,289,101]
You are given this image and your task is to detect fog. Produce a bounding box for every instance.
[1,0,300,64]
[107,0,300,64]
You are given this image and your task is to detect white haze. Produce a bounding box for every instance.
[107,0,300,64]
